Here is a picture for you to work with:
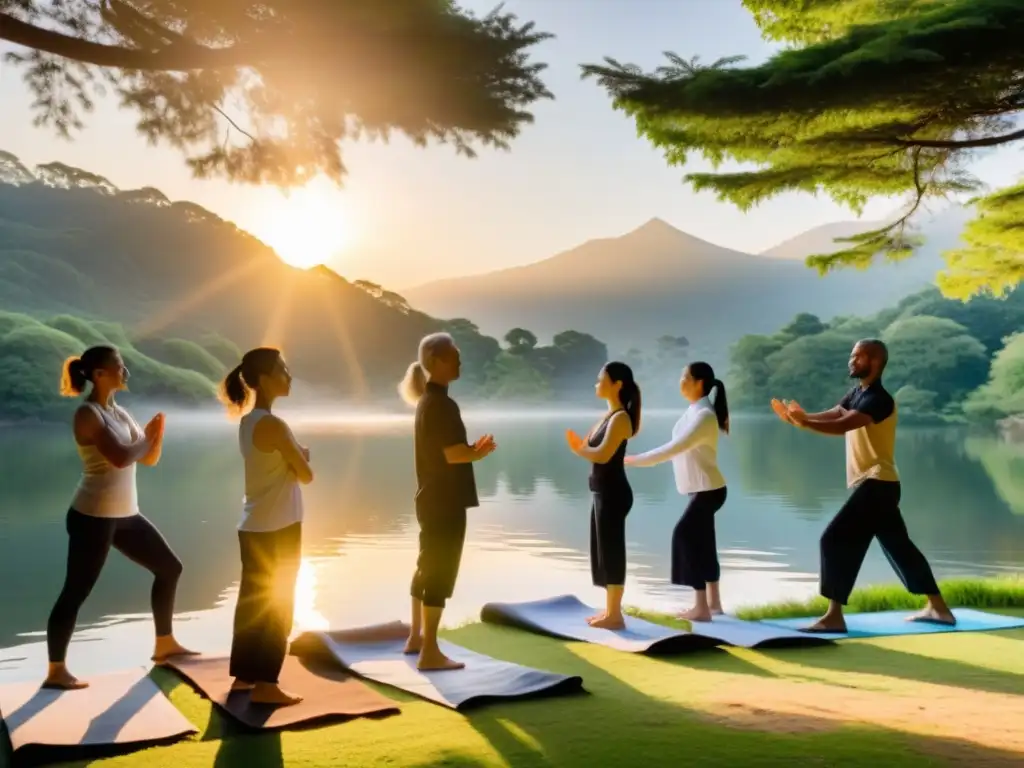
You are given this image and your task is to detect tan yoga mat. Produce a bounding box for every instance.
[164,654,400,729]
[0,667,197,759]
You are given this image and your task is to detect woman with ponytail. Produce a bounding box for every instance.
[45,346,196,690]
[219,347,312,706]
[566,361,641,630]
[625,361,730,622]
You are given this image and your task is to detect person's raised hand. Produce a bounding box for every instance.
[786,400,806,416]
[565,429,584,454]
[474,434,497,457]
[145,412,166,441]
[770,399,790,422]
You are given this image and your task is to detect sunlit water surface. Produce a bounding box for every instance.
[1,409,1022,682]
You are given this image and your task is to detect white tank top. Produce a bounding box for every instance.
[70,402,141,518]
[238,409,304,532]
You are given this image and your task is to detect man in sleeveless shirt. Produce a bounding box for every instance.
[772,339,956,633]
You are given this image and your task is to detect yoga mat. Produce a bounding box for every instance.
[479,595,722,654]
[164,654,400,729]
[762,608,1024,639]
[0,667,196,761]
[289,620,583,710]
[686,615,834,649]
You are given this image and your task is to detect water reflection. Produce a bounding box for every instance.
[0,412,1022,682]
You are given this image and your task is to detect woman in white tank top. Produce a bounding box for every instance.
[44,345,197,690]
[219,347,313,707]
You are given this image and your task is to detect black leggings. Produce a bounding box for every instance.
[590,485,634,587]
[820,479,939,605]
[672,486,728,590]
[47,509,183,663]
[230,522,303,684]
[410,505,467,608]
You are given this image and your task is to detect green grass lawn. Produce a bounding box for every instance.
[17,579,1024,768]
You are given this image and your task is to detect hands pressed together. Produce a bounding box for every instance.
[770,398,806,426]
[144,412,165,443]
[473,433,497,458]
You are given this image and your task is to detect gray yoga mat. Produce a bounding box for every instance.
[480,595,722,654]
[686,614,834,648]
[481,595,832,652]
[289,620,584,710]
[0,667,196,764]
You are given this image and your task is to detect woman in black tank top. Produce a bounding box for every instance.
[567,362,641,630]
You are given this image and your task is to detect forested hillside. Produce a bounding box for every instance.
[728,287,1024,423]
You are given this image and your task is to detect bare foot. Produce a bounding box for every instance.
[678,606,713,623]
[152,638,200,664]
[249,683,303,706]
[43,668,89,690]
[230,679,255,692]
[709,605,725,616]
[403,635,422,655]
[589,614,625,630]
[417,650,465,672]
[586,612,606,625]
[801,616,847,634]
[907,606,956,625]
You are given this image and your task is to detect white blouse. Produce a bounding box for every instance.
[630,397,726,494]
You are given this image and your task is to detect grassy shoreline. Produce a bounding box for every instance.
[8,576,1024,768]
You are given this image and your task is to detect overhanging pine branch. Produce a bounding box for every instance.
[894,127,1024,149]
[0,12,252,70]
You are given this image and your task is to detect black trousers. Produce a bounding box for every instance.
[229,522,302,684]
[410,504,467,608]
[820,479,939,605]
[590,484,634,587]
[671,486,728,590]
[47,509,183,663]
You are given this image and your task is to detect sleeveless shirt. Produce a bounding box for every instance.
[588,409,630,493]
[70,402,141,518]
[238,408,304,532]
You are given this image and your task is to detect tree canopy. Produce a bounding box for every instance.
[1,0,553,186]
[581,0,1024,299]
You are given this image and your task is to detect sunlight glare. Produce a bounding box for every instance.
[252,178,354,269]
[292,557,330,632]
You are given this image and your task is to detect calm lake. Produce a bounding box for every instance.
[1,410,1022,683]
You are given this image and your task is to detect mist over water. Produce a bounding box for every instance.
[1,410,1022,683]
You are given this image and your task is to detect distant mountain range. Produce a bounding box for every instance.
[1,145,969,388]
[0,150,443,400]
[403,211,967,365]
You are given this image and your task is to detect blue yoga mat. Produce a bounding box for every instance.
[290,620,583,710]
[761,608,1024,639]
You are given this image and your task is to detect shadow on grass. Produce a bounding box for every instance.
[449,623,1024,767]
[759,632,1024,696]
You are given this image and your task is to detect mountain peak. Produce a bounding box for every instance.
[631,217,678,236]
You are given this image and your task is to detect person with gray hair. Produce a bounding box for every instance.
[398,332,496,670]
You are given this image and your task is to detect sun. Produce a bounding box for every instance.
[252,178,354,269]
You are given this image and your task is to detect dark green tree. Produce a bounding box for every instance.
[1,0,553,186]
[581,0,1024,298]
[727,333,784,407]
[962,332,1024,420]
[779,313,827,340]
[881,315,989,406]
[503,327,538,355]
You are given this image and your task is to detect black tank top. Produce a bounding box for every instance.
[588,409,630,493]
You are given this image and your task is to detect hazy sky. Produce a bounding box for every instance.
[2,0,1021,288]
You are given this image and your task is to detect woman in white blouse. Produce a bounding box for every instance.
[625,361,729,622]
